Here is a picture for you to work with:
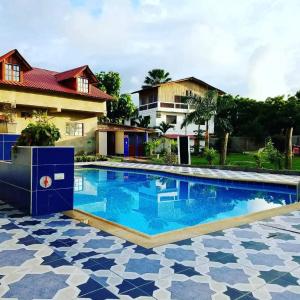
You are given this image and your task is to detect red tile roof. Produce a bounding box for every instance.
[0,49,112,101]
[55,65,98,84]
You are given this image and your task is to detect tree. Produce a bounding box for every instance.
[281,95,300,169]
[133,116,151,128]
[95,72,137,124]
[115,94,137,122]
[95,71,121,97]
[95,71,121,123]
[143,69,171,88]
[215,94,236,165]
[182,90,218,148]
[154,121,174,135]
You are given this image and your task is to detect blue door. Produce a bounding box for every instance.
[124,135,129,157]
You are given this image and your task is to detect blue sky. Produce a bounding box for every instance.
[0,0,300,102]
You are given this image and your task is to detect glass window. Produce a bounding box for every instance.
[13,65,20,81]
[66,123,84,136]
[166,115,177,125]
[5,64,12,81]
[74,176,84,192]
[78,77,89,93]
[5,64,20,81]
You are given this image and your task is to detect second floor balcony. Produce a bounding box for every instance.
[139,101,195,112]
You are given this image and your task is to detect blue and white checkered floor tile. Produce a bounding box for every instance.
[1,199,300,299]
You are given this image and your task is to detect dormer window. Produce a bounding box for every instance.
[78,77,89,93]
[5,64,20,81]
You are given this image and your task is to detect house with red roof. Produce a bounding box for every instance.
[0,49,112,154]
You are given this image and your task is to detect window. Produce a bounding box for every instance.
[156,112,161,118]
[5,64,12,81]
[185,90,192,97]
[66,122,84,136]
[5,64,20,81]
[21,111,33,119]
[78,77,89,93]
[13,65,20,81]
[166,115,177,125]
[74,176,84,192]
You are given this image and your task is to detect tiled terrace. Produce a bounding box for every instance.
[77,161,300,186]
[1,199,300,299]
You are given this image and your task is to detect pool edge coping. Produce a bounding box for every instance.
[64,202,300,248]
[75,162,300,188]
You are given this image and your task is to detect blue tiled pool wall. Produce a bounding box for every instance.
[31,147,74,215]
[78,165,297,195]
[0,133,20,161]
[0,146,74,216]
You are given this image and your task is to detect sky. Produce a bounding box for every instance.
[0,0,300,103]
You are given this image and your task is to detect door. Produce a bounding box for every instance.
[107,132,115,155]
[124,135,129,157]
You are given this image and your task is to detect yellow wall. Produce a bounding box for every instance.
[158,81,209,102]
[0,88,106,113]
[115,131,124,155]
[0,88,106,154]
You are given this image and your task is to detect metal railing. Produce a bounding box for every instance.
[139,101,193,111]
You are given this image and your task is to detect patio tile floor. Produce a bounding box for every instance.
[1,200,300,299]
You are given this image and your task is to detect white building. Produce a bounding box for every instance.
[132,77,224,142]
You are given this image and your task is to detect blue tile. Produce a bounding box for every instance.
[35,147,74,165]
[31,188,73,216]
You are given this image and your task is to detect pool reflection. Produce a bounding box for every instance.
[74,169,297,235]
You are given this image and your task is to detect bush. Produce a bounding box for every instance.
[15,111,60,146]
[264,137,284,169]
[203,147,217,166]
[163,153,178,165]
[74,154,108,163]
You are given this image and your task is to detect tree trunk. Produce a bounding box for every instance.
[205,120,209,148]
[285,127,293,169]
[220,132,229,165]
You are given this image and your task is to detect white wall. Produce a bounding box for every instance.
[96,132,107,155]
[139,108,214,136]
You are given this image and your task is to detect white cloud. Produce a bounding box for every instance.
[0,0,300,102]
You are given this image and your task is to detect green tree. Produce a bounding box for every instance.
[182,90,218,148]
[95,71,121,97]
[215,94,236,165]
[115,94,137,122]
[143,69,171,88]
[133,116,151,128]
[95,71,121,123]
[154,121,174,134]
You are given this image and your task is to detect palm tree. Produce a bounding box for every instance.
[154,121,174,135]
[215,94,236,165]
[181,90,218,148]
[143,69,172,88]
[133,116,151,128]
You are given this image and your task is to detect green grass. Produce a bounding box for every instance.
[191,152,300,171]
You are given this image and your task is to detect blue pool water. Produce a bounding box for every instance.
[74,167,297,235]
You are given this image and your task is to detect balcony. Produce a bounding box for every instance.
[139,101,194,111]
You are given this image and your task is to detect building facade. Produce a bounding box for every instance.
[133,77,224,141]
[0,49,112,154]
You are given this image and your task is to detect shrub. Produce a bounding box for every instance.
[203,147,217,166]
[254,148,264,168]
[163,153,178,165]
[15,111,60,146]
[264,137,284,169]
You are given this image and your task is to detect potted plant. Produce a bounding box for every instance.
[14,111,60,147]
[1,103,17,133]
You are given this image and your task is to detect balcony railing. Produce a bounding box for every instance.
[139,101,193,111]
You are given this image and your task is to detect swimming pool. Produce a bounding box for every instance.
[74,167,297,235]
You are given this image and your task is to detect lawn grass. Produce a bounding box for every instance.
[191,152,300,171]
